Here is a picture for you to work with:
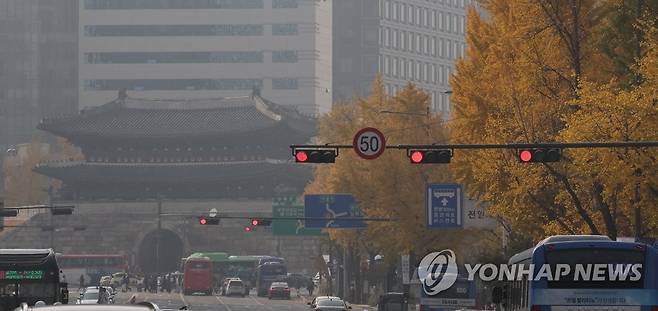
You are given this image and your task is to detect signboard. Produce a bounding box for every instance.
[0,270,44,280]
[305,194,366,229]
[353,127,386,160]
[426,184,463,229]
[272,196,322,236]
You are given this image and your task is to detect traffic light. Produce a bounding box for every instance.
[198,216,220,225]
[518,148,561,163]
[244,226,253,232]
[250,218,272,226]
[408,149,452,164]
[294,148,338,163]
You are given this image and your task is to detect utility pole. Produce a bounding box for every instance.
[155,195,162,272]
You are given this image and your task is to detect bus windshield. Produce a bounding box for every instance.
[545,248,645,289]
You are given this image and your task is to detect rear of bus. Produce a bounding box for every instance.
[529,240,658,311]
[183,257,213,295]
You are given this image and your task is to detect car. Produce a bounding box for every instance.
[224,279,246,297]
[99,276,112,287]
[312,297,352,311]
[111,272,142,289]
[220,277,240,295]
[77,288,100,304]
[268,282,291,300]
[307,296,342,308]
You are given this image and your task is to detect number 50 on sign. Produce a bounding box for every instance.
[353,127,386,160]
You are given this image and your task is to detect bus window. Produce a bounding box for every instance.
[190,262,209,270]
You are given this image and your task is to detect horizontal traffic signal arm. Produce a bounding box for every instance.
[0,205,75,215]
[291,141,658,150]
[291,141,658,164]
[159,213,396,222]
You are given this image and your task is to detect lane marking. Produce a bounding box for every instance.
[216,294,234,311]
[248,295,275,311]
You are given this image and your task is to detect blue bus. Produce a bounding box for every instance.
[419,275,478,311]
[499,235,658,311]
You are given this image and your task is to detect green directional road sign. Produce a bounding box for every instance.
[272,195,323,236]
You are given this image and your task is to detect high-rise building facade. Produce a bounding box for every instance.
[333,0,473,115]
[0,0,78,150]
[79,0,332,116]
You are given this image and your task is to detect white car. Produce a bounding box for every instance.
[77,288,100,304]
[225,279,246,297]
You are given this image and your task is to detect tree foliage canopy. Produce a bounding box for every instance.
[451,0,657,240]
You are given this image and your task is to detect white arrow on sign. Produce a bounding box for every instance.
[209,208,218,218]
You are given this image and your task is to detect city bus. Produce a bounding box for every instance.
[419,276,478,311]
[497,235,658,311]
[182,256,213,295]
[255,262,287,296]
[226,256,259,293]
[56,254,128,286]
[0,249,69,309]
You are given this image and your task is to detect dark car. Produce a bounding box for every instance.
[267,282,291,299]
[313,298,352,311]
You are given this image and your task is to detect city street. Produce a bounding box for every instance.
[112,290,313,311]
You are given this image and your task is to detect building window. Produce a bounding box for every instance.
[84,24,264,36]
[272,78,299,89]
[338,58,352,73]
[84,79,263,91]
[272,0,298,8]
[272,24,298,36]
[272,50,298,63]
[84,0,264,9]
[431,37,436,56]
[84,51,264,64]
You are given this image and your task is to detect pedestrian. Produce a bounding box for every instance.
[129,294,137,304]
[98,287,109,304]
[143,275,150,293]
[123,273,130,292]
[79,275,85,291]
[307,280,315,296]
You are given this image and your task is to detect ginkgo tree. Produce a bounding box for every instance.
[306,77,489,259]
[450,0,657,240]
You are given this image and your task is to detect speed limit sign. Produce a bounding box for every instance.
[353,127,386,160]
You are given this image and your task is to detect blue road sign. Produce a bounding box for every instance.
[426,184,463,229]
[305,194,367,229]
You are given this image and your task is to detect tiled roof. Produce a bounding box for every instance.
[38,95,316,139]
[34,160,311,184]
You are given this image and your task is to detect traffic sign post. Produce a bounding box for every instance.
[426,184,463,229]
[272,196,323,236]
[304,194,367,229]
[353,127,386,160]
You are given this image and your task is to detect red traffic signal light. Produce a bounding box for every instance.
[198,216,220,225]
[409,149,452,164]
[250,218,272,226]
[294,148,337,163]
[518,148,561,163]
[244,226,252,232]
